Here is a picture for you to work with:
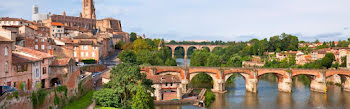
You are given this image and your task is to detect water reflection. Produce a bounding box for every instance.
[155,59,350,109]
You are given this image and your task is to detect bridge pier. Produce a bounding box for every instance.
[342,76,350,92]
[212,79,226,93]
[278,77,292,93]
[310,73,327,93]
[246,78,258,93]
[154,84,162,100]
[181,79,189,93]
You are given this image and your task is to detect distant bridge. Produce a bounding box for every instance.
[141,65,350,93]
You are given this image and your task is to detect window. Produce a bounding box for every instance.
[41,38,45,42]
[4,47,8,56]
[35,45,38,50]
[93,47,97,50]
[35,39,38,42]
[48,46,51,50]
[35,68,39,78]
[170,83,173,86]
[92,52,95,57]
[81,52,84,57]
[41,45,45,50]
[85,52,89,57]
[165,83,168,86]
[17,65,22,72]
[74,52,77,57]
[82,45,88,50]
[42,67,46,74]
[5,61,8,73]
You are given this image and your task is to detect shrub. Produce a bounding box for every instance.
[205,90,215,107]
[93,88,121,108]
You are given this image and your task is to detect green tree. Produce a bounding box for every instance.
[130,32,138,42]
[321,53,335,69]
[165,58,177,66]
[190,50,210,66]
[105,63,153,108]
[227,55,242,67]
[206,54,222,67]
[131,83,155,109]
[118,50,136,63]
[131,39,151,52]
[340,56,347,67]
[136,50,155,65]
[93,88,121,107]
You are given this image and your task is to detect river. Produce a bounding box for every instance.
[155,58,350,109]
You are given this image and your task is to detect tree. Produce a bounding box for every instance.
[206,54,222,67]
[165,58,177,66]
[93,88,121,107]
[131,39,150,52]
[131,83,155,109]
[136,50,155,65]
[105,63,153,108]
[321,53,336,69]
[118,50,136,63]
[340,56,347,67]
[130,32,138,42]
[190,50,210,66]
[227,55,242,67]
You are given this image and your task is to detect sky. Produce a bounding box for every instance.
[1,0,350,41]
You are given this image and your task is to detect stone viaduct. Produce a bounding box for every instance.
[165,44,227,66]
[165,44,227,59]
[140,65,350,93]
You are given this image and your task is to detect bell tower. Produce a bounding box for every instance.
[82,0,96,19]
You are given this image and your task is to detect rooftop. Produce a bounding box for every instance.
[51,58,72,66]
[147,75,181,84]
[14,46,54,59]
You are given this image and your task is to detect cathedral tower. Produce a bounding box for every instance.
[82,0,96,19]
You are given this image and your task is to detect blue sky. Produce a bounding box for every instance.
[1,0,350,41]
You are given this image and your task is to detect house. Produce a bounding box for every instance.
[147,75,182,101]
[49,58,78,87]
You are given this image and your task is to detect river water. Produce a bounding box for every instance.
[155,59,350,109]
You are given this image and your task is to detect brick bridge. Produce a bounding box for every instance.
[165,44,227,58]
[165,44,227,66]
[140,66,350,93]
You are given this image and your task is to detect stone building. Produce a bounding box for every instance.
[147,75,182,101]
[32,4,50,22]
[82,0,96,19]
[96,18,122,33]
[49,58,78,87]
[13,46,54,90]
[0,36,14,86]
[72,34,101,62]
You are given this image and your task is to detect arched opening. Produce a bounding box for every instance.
[50,78,61,87]
[189,72,214,89]
[174,46,185,58]
[257,73,282,92]
[201,47,210,52]
[187,46,197,59]
[224,73,247,92]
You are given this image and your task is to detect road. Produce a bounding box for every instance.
[93,50,121,90]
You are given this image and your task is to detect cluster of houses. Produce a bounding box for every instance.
[0,0,129,92]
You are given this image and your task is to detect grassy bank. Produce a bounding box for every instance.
[62,91,94,109]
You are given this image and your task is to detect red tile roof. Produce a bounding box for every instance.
[12,53,39,64]
[147,75,181,84]
[51,58,71,66]
[14,46,54,59]
[51,22,64,26]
